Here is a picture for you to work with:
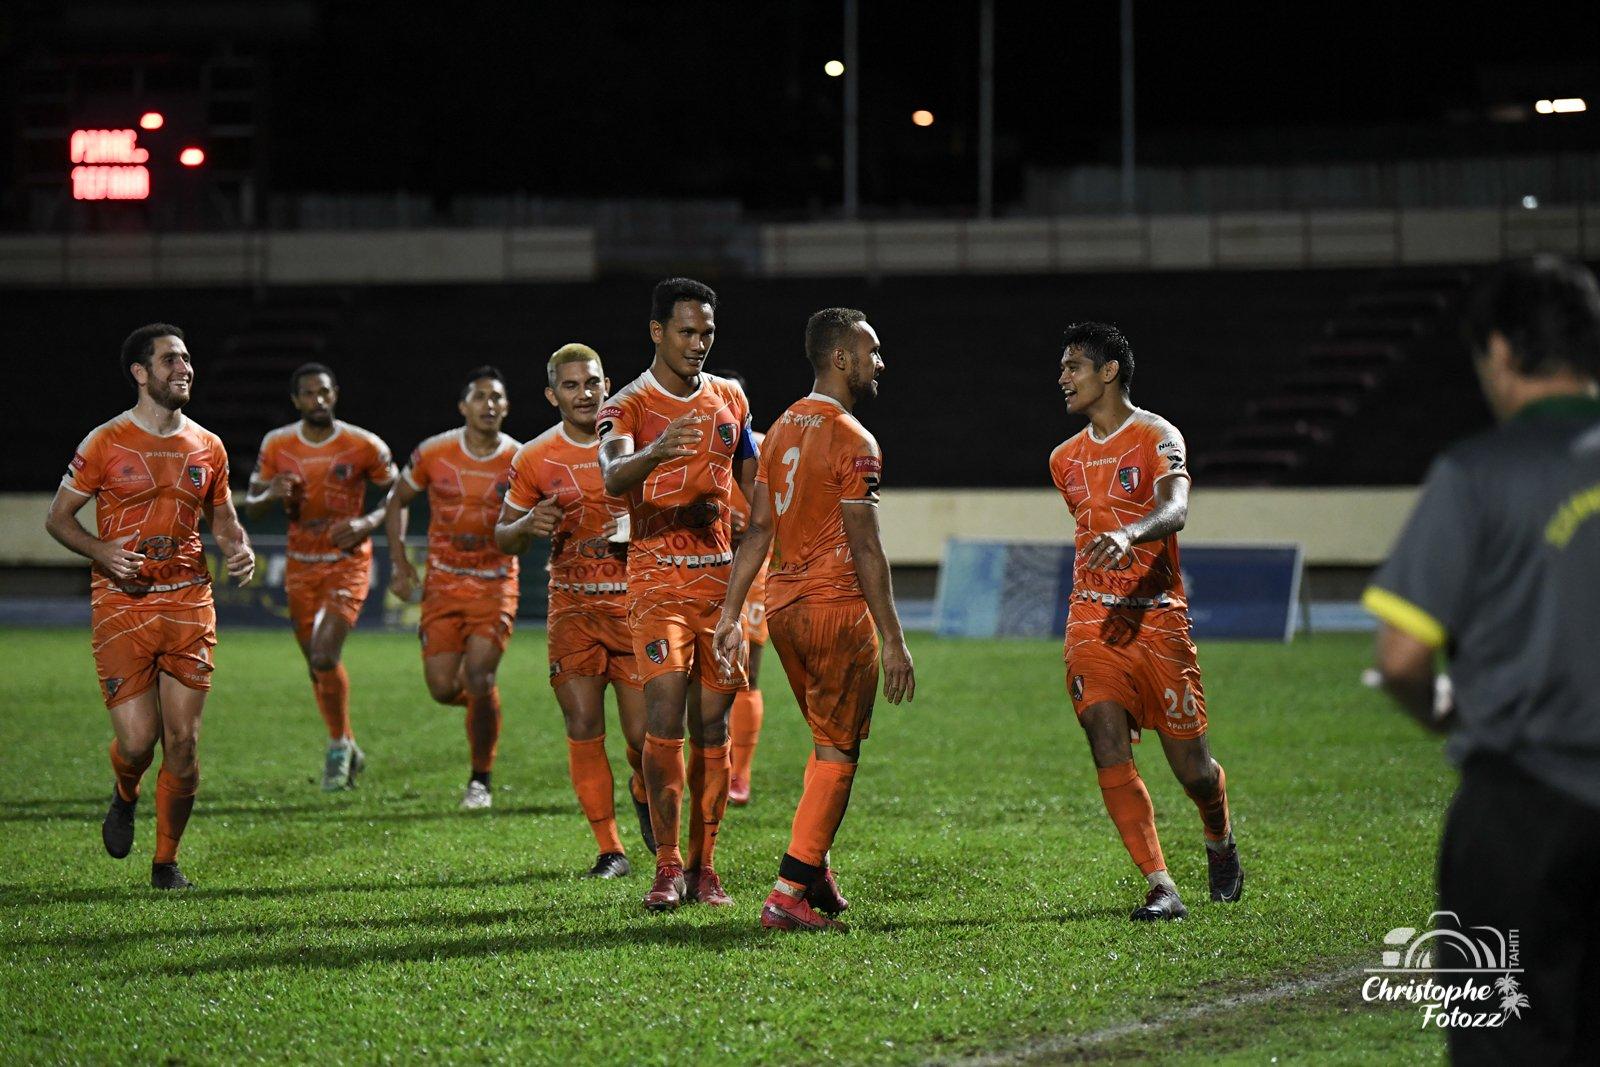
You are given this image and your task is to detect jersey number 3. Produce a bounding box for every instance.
[773,446,801,515]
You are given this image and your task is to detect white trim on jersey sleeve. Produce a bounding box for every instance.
[58,477,92,498]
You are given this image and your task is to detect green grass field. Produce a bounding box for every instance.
[0,626,1451,1065]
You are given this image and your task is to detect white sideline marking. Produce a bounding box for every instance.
[941,965,1366,1065]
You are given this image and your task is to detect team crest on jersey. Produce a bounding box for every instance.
[549,661,561,679]
[717,423,736,449]
[332,463,352,481]
[645,639,667,665]
[138,535,178,561]
[1071,675,1085,702]
[1117,466,1142,494]
[495,480,509,499]
[104,677,124,699]
[186,465,205,489]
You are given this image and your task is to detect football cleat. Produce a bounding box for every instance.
[1130,884,1188,922]
[321,742,355,792]
[643,864,686,912]
[806,868,850,915]
[685,867,733,907]
[585,852,631,879]
[460,780,493,810]
[760,890,846,932]
[1207,844,1244,903]
[633,796,657,855]
[150,861,193,891]
[728,774,751,806]
[102,790,136,859]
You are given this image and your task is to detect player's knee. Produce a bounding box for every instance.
[464,667,495,697]
[1181,759,1220,798]
[162,737,198,775]
[563,707,604,740]
[307,648,340,673]
[425,678,459,704]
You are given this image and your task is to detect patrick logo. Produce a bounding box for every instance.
[1117,466,1142,494]
[645,639,668,665]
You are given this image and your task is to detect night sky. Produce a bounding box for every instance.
[8,0,1600,209]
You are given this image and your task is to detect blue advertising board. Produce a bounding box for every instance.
[936,539,1303,642]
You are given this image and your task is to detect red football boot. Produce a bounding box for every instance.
[643,864,686,912]
[760,890,846,932]
[805,868,850,915]
[685,867,734,907]
[728,775,751,806]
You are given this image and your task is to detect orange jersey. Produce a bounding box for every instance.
[731,430,772,601]
[756,394,882,615]
[1049,408,1190,611]
[62,411,231,610]
[596,369,751,603]
[403,429,520,594]
[505,423,628,616]
[251,421,395,562]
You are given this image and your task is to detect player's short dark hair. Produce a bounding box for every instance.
[651,277,718,326]
[1462,256,1600,379]
[461,364,507,400]
[289,361,337,395]
[1061,322,1135,394]
[120,323,184,387]
[804,308,867,372]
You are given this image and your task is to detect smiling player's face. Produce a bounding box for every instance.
[139,336,193,411]
[546,360,608,431]
[651,301,716,383]
[1059,346,1116,415]
[844,320,884,401]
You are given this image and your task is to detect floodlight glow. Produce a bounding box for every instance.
[1536,99,1554,114]
[912,109,934,127]
[1553,98,1587,113]
[179,147,205,166]
[824,60,845,78]
[1522,196,1539,209]
[139,112,165,130]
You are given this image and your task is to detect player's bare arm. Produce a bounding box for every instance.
[1082,473,1190,571]
[598,415,703,497]
[382,478,422,601]
[327,482,390,552]
[493,496,564,556]
[205,492,257,585]
[714,481,776,675]
[1373,623,1452,733]
[242,472,303,519]
[841,502,916,705]
[44,486,146,581]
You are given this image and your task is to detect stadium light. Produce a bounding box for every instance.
[139,112,165,131]
[824,59,845,78]
[179,147,205,167]
[1535,98,1587,115]
[1522,196,1539,209]
[912,109,934,127]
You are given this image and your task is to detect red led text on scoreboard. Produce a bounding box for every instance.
[70,128,151,200]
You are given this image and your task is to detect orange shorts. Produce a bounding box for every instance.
[91,602,217,709]
[768,598,879,749]
[419,580,518,657]
[1064,607,1208,741]
[628,593,747,692]
[285,558,370,642]
[740,594,769,646]
[547,608,642,690]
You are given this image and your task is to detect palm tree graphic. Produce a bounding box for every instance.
[1494,974,1530,1018]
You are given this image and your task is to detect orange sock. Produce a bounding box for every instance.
[466,688,501,774]
[642,734,685,867]
[625,744,647,805]
[1098,760,1166,875]
[1185,762,1232,842]
[687,742,730,871]
[312,664,352,741]
[686,743,706,866]
[786,758,857,867]
[108,739,152,803]
[153,767,198,864]
[567,735,623,855]
[730,689,764,781]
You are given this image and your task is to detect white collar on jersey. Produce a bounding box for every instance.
[804,391,847,412]
[295,420,344,448]
[458,427,512,460]
[645,367,707,402]
[126,409,190,438]
[557,423,598,449]
[1087,407,1141,444]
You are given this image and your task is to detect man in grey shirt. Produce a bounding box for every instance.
[1366,255,1600,1064]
